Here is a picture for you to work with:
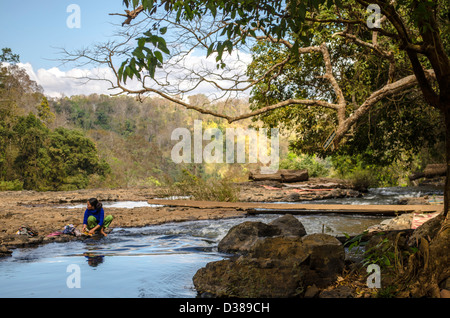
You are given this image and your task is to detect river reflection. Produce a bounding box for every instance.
[84,252,105,267]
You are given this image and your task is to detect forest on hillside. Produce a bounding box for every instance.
[0,47,445,192]
[48,93,259,189]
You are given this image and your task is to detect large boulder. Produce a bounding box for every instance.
[248,234,345,287]
[217,221,281,254]
[249,236,308,260]
[194,232,345,297]
[268,214,307,237]
[218,214,307,254]
[299,234,346,285]
[192,254,305,298]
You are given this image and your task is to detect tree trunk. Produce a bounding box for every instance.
[409,105,450,297]
[445,105,450,218]
[395,105,450,298]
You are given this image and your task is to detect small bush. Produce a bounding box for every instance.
[280,152,331,177]
[0,180,23,191]
[349,169,378,192]
[157,170,239,202]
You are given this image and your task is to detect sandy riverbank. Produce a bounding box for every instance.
[0,187,247,254]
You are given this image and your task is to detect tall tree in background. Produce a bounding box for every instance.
[0,48,25,183]
[37,96,56,127]
[12,113,49,189]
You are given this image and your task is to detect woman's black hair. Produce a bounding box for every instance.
[88,198,103,211]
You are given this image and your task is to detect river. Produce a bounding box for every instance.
[0,186,442,298]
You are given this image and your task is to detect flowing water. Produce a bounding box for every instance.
[271,185,444,205]
[0,186,442,298]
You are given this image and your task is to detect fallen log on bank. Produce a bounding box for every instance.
[409,163,446,181]
[249,169,309,182]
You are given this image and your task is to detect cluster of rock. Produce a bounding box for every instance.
[193,211,450,298]
[367,213,414,232]
[238,178,361,202]
[193,214,345,298]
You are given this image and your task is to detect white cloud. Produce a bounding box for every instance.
[19,62,121,98]
[158,49,252,95]
[18,48,253,99]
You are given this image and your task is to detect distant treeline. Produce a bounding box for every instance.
[48,93,257,189]
[0,57,255,191]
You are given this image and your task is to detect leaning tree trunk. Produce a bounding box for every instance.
[400,105,450,298]
[418,103,450,297]
[445,105,450,219]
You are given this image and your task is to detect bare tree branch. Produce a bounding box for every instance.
[334,69,436,145]
[110,5,145,26]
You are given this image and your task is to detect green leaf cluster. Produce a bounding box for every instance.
[118,29,170,82]
[118,0,344,77]
[243,4,445,178]
[280,152,331,177]
[0,48,19,64]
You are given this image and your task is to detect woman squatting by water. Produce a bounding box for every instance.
[82,198,113,237]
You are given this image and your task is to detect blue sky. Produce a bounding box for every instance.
[0,1,143,96]
[0,0,125,71]
[0,1,251,98]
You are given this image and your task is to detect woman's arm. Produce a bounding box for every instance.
[89,224,101,234]
[82,209,88,231]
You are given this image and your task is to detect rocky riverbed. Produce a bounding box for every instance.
[238,178,361,202]
[0,179,447,298]
[0,178,443,256]
[0,187,246,256]
[0,178,364,255]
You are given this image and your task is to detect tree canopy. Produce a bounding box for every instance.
[0,49,110,191]
[90,0,448,143]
